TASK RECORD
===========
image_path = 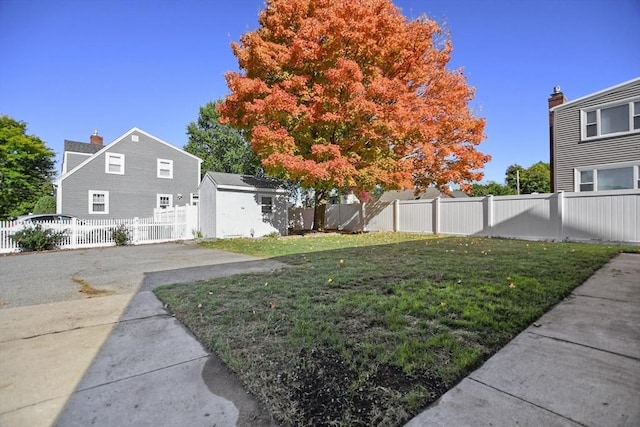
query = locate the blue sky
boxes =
[1,0,638,184]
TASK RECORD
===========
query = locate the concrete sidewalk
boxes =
[0,243,284,427]
[406,253,640,427]
[54,290,277,427]
[0,295,132,426]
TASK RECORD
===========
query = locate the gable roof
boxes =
[202,171,287,193]
[56,127,202,183]
[64,140,103,155]
[550,77,640,112]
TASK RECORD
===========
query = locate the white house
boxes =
[198,172,289,239]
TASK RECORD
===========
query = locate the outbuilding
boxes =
[198,172,289,239]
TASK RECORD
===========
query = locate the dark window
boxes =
[261,196,273,214]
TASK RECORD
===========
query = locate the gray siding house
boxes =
[548,78,640,192]
[56,128,202,219]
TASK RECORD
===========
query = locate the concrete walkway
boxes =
[0,243,284,427]
[406,253,640,427]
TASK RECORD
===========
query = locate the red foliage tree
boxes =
[220,0,490,229]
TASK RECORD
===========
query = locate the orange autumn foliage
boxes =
[219,0,490,195]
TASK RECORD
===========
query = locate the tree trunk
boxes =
[312,190,328,231]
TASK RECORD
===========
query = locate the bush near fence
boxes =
[0,204,199,253]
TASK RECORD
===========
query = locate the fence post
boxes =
[556,191,564,240]
[70,217,78,248]
[432,197,440,235]
[133,217,139,244]
[485,195,494,236]
[393,199,400,232]
[174,208,179,239]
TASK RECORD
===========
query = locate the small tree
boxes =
[185,100,261,177]
[0,116,56,219]
[506,162,550,194]
[469,182,515,197]
[32,195,56,214]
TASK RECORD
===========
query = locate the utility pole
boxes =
[516,170,520,195]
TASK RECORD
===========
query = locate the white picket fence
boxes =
[289,190,640,244]
[0,205,199,254]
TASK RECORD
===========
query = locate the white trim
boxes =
[88,190,109,214]
[574,162,640,192]
[105,152,125,175]
[217,184,287,193]
[157,159,173,179]
[580,97,640,141]
[550,77,640,112]
[56,184,62,214]
[157,193,173,209]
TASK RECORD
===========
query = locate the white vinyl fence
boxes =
[1,205,199,254]
[289,190,640,244]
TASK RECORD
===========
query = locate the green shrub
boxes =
[32,196,57,214]
[111,224,131,246]
[11,224,64,251]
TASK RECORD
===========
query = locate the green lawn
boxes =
[154,233,636,426]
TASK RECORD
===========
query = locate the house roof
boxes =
[550,77,640,112]
[64,140,103,154]
[379,188,448,202]
[203,171,287,192]
[451,190,470,198]
[56,127,202,183]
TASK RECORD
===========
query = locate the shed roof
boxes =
[204,171,285,191]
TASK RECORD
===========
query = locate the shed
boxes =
[199,172,289,239]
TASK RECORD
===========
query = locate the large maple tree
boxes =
[219,0,490,229]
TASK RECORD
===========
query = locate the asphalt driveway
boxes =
[0,242,285,427]
[0,242,282,308]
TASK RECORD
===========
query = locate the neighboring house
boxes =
[548,78,640,192]
[199,172,288,238]
[56,128,202,219]
[379,188,469,202]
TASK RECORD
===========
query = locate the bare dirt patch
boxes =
[72,277,114,298]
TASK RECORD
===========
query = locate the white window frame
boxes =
[260,195,274,214]
[157,194,173,209]
[574,162,640,192]
[190,192,199,206]
[157,159,173,179]
[581,97,640,141]
[88,190,109,214]
[105,153,125,175]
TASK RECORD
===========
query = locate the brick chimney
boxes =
[548,86,566,192]
[90,129,103,146]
